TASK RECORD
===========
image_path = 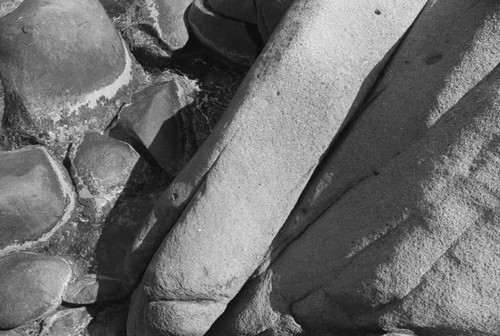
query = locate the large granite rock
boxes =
[208,2,500,335]
[220,59,500,336]
[0,0,138,157]
[127,0,427,335]
[258,0,500,274]
[188,0,262,66]
[110,74,197,174]
[0,252,72,330]
[0,146,75,256]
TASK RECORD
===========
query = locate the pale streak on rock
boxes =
[66,37,134,114]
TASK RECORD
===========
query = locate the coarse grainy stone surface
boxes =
[209,13,500,336]
[189,0,262,66]
[0,252,72,330]
[127,0,427,335]
[0,146,75,256]
[0,0,137,157]
[258,0,500,275]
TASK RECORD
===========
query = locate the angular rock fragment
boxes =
[0,0,139,157]
[206,0,257,23]
[189,0,262,66]
[0,252,72,330]
[127,1,427,335]
[0,146,75,256]
[111,74,197,174]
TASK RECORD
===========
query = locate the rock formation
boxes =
[0,0,499,336]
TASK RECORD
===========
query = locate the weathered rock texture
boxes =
[0,0,137,157]
[0,252,72,330]
[127,0,427,335]
[259,0,500,273]
[0,146,75,256]
[222,58,500,336]
[189,0,262,66]
[207,1,500,335]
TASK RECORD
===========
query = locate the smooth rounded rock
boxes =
[0,0,136,157]
[70,132,141,220]
[0,252,72,330]
[189,0,262,66]
[0,146,75,256]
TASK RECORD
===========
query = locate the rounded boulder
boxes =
[0,252,72,330]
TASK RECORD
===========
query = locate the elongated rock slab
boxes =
[259,0,500,274]
[127,1,427,335]
[249,58,500,336]
[210,3,500,335]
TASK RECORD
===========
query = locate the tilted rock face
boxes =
[0,0,138,157]
[0,146,75,256]
[111,74,197,175]
[188,0,262,66]
[127,0,427,335]
[0,252,72,330]
[208,2,500,335]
